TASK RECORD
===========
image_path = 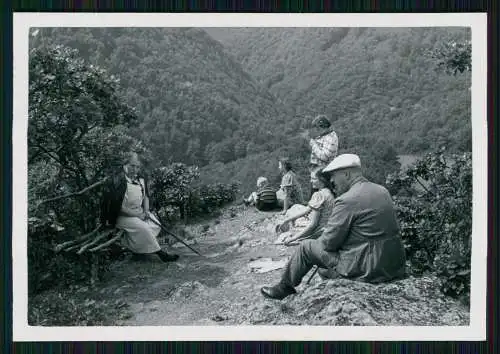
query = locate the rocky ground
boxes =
[30,204,470,326]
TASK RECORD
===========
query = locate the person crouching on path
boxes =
[276,158,305,215]
[275,167,335,245]
[100,151,179,263]
[244,177,278,211]
[307,114,339,171]
[261,154,406,300]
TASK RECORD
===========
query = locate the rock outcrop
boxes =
[201,205,470,326]
[239,275,469,326]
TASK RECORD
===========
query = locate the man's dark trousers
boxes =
[281,239,339,287]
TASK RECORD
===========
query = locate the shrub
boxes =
[188,182,240,216]
[430,40,471,75]
[149,163,200,223]
[150,163,200,208]
[28,44,140,294]
[150,163,239,222]
[387,150,472,303]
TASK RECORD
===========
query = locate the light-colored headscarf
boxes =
[256,176,268,188]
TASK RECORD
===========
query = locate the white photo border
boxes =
[12,12,488,341]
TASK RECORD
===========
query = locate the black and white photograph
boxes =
[12,13,487,341]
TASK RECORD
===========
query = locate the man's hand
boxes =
[276,220,291,234]
[283,234,298,246]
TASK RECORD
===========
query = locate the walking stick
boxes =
[306,266,319,285]
[149,216,204,257]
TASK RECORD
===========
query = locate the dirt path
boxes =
[94,205,302,326]
[42,203,469,327]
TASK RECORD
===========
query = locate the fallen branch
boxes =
[77,228,115,255]
[89,230,124,252]
[37,177,109,208]
[65,243,89,252]
[54,224,102,253]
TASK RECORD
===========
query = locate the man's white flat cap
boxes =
[323,154,361,173]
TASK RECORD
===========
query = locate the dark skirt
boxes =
[256,200,278,211]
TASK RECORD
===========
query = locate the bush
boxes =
[150,163,200,208]
[188,182,240,216]
[150,163,239,222]
[149,163,200,223]
[28,44,140,294]
[387,150,472,303]
[430,40,471,75]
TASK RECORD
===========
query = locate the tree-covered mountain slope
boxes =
[30,27,470,195]
[32,27,293,168]
[205,27,472,153]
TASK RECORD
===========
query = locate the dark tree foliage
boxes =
[387,151,472,303]
[431,40,472,75]
[28,42,144,294]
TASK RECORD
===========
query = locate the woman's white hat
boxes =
[322,154,361,173]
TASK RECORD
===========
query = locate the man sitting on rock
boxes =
[261,153,407,300]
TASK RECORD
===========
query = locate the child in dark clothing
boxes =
[243,177,278,211]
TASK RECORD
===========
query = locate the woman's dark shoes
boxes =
[131,253,148,261]
[260,283,296,300]
[157,250,180,263]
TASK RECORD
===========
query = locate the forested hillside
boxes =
[205,27,472,153]
[31,28,292,169]
[30,27,471,195]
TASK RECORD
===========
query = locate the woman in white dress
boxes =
[101,152,179,262]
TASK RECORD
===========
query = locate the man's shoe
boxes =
[157,251,179,263]
[260,284,296,300]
